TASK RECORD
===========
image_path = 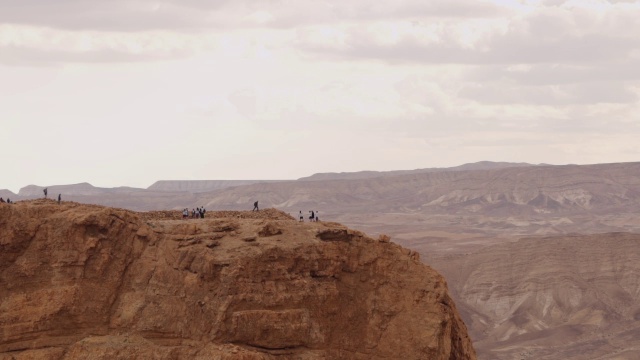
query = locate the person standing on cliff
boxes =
[299,211,304,222]
[253,201,259,211]
[43,188,48,198]
[58,194,61,204]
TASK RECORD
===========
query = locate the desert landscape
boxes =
[3,161,640,359]
[4,0,639,358]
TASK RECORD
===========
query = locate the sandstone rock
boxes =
[378,234,391,243]
[258,222,283,237]
[0,200,476,360]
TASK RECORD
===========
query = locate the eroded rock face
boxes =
[0,200,476,360]
[429,232,640,360]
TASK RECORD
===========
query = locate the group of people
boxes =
[0,197,13,204]
[183,207,207,219]
[299,210,319,222]
[42,188,62,203]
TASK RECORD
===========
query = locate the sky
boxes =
[1,0,639,192]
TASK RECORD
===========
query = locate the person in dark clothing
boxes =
[58,194,61,204]
[7,198,11,204]
[201,207,206,218]
[253,201,259,211]
[43,188,48,198]
[0,197,4,203]
[309,210,315,221]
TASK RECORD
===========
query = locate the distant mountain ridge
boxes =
[7,161,640,222]
[298,161,538,181]
[0,190,16,200]
[7,161,541,198]
[147,180,285,193]
[18,183,146,197]
[197,162,640,215]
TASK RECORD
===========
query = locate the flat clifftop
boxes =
[0,200,476,360]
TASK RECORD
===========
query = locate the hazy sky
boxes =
[1,0,639,192]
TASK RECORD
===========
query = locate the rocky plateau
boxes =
[0,200,475,360]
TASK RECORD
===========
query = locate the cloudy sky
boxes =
[1,0,639,192]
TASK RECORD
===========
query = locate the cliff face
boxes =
[0,200,475,360]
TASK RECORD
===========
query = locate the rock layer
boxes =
[0,200,475,360]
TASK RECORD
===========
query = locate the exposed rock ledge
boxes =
[0,200,476,360]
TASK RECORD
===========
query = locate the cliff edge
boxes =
[0,200,476,360]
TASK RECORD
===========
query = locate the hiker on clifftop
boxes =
[43,188,48,198]
[0,197,4,203]
[309,210,315,221]
[57,194,61,204]
[253,201,259,211]
[299,211,304,222]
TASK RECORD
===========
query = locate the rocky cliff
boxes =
[0,200,476,360]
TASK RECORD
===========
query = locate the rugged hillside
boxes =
[198,162,640,216]
[429,233,640,360]
[0,200,475,360]
[192,162,640,239]
[11,162,640,233]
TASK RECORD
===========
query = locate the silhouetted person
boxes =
[0,197,4,203]
[309,210,315,221]
[315,211,319,222]
[253,201,259,211]
[43,188,48,198]
[7,198,11,204]
[58,194,61,204]
[299,211,303,222]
